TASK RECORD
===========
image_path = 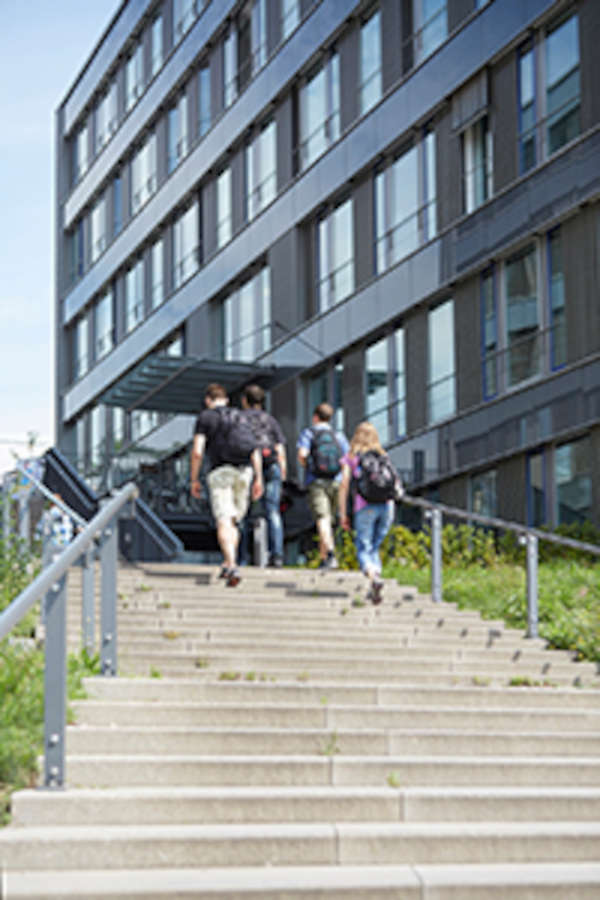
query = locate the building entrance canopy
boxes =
[99,353,300,414]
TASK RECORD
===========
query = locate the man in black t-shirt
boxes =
[190,383,263,586]
[239,384,287,567]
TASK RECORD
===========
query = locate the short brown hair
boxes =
[205,383,228,401]
[313,402,334,422]
[243,384,265,408]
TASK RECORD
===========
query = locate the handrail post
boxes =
[431,507,443,603]
[43,574,67,789]
[80,547,96,654]
[526,532,539,639]
[99,517,118,676]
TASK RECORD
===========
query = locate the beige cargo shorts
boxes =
[207,464,253,523]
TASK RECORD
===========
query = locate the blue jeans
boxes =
[239,462,283,564]
[354,503,393,576]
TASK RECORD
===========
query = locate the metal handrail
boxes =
[0,482,138,788]
[400,492,600,641]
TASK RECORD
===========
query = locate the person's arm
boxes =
[190,433,206,498]
[275,442,287,481]
[250,448,264,500]
[338,463,352,531]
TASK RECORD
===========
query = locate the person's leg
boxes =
[371,503,394,574]
[308,482,333,562]
[354,506,377,577]
[216,516,238,570]
[208,467,241,580]
[264,464,283,563]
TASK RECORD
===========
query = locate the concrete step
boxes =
[63,754,600,789]
[70,699,600,733]
[2,821,600,871]
[5,863,600,899]
[12,786,600,827]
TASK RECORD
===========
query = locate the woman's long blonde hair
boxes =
[349,421,384,456]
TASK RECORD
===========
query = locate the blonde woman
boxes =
[338,422,398,604]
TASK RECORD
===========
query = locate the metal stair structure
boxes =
[2,563,600,898]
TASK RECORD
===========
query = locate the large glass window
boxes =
[394,328,406,438]
[360,8,382,116]
[548,228,566,370]
[217,168,232,249]
[126,40,144,112]
[555,437,592,525]
[198,65,211,138]
[95,288,114,361]
[366,337,391,446]
[90,406,106,472]
[113,173,123,237]
[428,299,456,424]
[518,41,536,173]
[317,198,354,312]
[505,244,539,387]
[469,469,497,517]
[461,115,493,214]
[151,238,164,310]
[91,195,107,263]
[151,14,163,77]
[131,132,157,214]
[481,268,497,400]
[173,202,199,289]
[299,52,340,171]
[73,122,89,184]
[224,27,238,108]
[224,267,271,361]
[246,120,276,221]
[415,0,447,63]
[173,0,195,42]
[96,79,118,152]
[545,13,580,156]
[74,315,88,380]
[125,258,145,334]
[168,92,188,174]
[76,417,86,474]
[69,220,84,284]
[281,0,299,40]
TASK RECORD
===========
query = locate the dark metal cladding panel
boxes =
[381,0,403,93]
[447,0,474,34]
[269,228,305,338]
[579,0,600,134]
[339,19,359,134]
[114,271,126,345]
[202,179,217,261]
[353,175,374,291]
[276,91,294,192]
[454,276,481,413]
[490,50,517,194]
[231,146,246,235]
[405,306,428,435]
[271,379,297,474]
[266,0,282,57]
[496,454,526,523]
[342,345,365,438]
[562,207,596,364]
[210,40,224,121]
[436,106,461,232]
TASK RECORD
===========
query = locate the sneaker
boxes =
[218,566,228,579]
[371,578,384,606]
[325,552,338,570]
[270,555,284,568]
[226,568,241,587]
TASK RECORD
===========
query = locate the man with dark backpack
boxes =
[297,403,349,570]
[239,384,287,567]
[190,383,263,586]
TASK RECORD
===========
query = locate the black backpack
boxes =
[309,427,342,478]
[245,410,277,468]
[355,450,399,503]
[213,407,257,466]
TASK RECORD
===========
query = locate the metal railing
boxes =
[401,493,600,640]
[0,482,138,789]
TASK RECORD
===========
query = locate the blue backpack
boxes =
[309,427,342,478]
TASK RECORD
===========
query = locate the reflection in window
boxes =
[217,168,232,249]
[168,93,188,173]
[90,406,106,471]
[125,259,145,334]
[549,228,566,369]
[308,370,328,416]
[113,408,126,451]
[96,79,118,152]
[527,450,546,526]
[415,0,447,63]
[395,328,406,438]
[151,238,164,310]
[555,437,591,525]
[69,220,85,285]
[461,115,493,213]
[126,41,144,112]
[428,299,455,424]
[113,173,123,237]
[360,9,382,116]
[299,52,340,171]
[545,13,580,156]
[151,14,163,77]
[505,244,539,387]
[95,288,114,361]
[518,41,536,173]
[481,268,497,399]
[224,27,238,108]
[91,195,107,263]
[131,409,159,443]
[470,469,497,517]
[246,120,276,221]
[131,132,157,214]
[73,122,89,184]
[76,417,86,474]
[224,267,271,361]
[198,65,211,138]
[173,203,199,289]
[317,198,354,313]
[173,0,195,41]
[74,315,88,380]
[281,0,299,40]
[366,337,390,446]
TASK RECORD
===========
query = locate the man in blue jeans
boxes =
[239,384,287,567]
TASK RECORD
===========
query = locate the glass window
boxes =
[317,198,354,312]
[173,0,195,41]
[360,9,382,116]
[505,244,539,387]
[168,92,188,173]
[76,417,86,473]
[173,202,199,289]
[91,195,107,263]
[251,0,267,74]
[375,146,419,273]
[90,406,106,471]
[518,41,536,173]
[246,120,276,221]
[281,0,299,40]
[198,65,211,138]
[299,52,340,171]
[95,288,114,361]
[125,258,145,333]
[74,315,88,380]
[470,469,497,517]
[69,220,85,284]
[126,40,144,112]
[131,132,157,214]
[151,238,164,310]
[545,13,580,155]
[113,173,123,237]
[151,14,163,77]
[224,27,238,108]
[394,327,406,438]
[224,267,271,361]
[333,363,344,433]
[527,450,546,526]
[461,115,492,214]
[428,299,456,424]
[96,79,118,152]
[548,228,566,370]
[73,122,89,184]
[481,268,497,399]
[423,126,437,241]
[131,410,159,443]
[366,336,390,445]
[217,168,232,249]
[555,437,592,525]
[415,0,447,63]
[113,408,126,451]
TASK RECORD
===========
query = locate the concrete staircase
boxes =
[2,563,600,898]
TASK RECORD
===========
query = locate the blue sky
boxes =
[0,0,118,473]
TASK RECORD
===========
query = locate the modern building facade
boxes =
[55,0,600,551]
